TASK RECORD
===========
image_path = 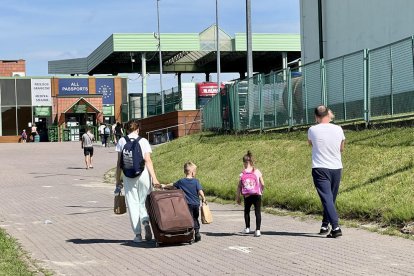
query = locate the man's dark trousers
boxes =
[312,168,342,229]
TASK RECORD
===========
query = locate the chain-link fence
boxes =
[203,35,414,132]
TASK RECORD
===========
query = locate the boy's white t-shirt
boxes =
[115,133,152,157]
[308,123,345,169]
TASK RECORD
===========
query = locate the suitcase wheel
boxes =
[189,240,193,245]
[155,242,160,248]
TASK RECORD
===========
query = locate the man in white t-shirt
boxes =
[308,105,345,238]
[98,123,106,146]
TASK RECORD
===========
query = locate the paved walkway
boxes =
[0,142,413,276]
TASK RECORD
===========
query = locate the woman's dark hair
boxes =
[242,150,255,167]
[126,119,140,134]
[314,105,329,118]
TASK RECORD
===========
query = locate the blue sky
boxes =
[0,0,300,92]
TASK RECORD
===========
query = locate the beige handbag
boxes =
[201,202,213,224]
[114,191,127,215]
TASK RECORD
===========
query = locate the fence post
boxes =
[287,67,293,129]
[273,73,277,128]
[363,49,370,126]
[342,56,347,120]
[389,46,394,116]
[234,83,240,131]
[320,58,327,106]
[258,74,264,131]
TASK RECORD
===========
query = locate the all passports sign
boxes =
[31,79,52,106]
[59,79,89,95]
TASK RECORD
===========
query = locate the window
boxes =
[16,79,31,105]
[2,107,17,135]
[0,79,16,106]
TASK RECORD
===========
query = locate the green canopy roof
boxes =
[48,25,300,75]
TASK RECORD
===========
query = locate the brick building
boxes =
[0,76,127,142]
[0,60,26,77]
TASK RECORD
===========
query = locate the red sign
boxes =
[196,82,224,97]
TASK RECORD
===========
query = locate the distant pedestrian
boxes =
[81,127,95,169]
[21,129,27,143]
[162,162,206,242]
[115,119,160,243]
[236,150,265,237]
[103,125,111,147]
[30,123,38,142]
[308,105,345,238]
[114,122,123,144]
[98,123,105,146]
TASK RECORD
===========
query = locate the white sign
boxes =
[31,79,52,106]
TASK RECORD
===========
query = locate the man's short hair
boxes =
[314,105,329,118]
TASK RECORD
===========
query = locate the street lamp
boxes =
[216,0,221,91]
[156,0,164,114]
[246,0,253,79]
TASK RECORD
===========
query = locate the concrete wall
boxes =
[300,0,414,64]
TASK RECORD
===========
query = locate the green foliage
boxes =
[153,128,414,225]
[0,228,34,275]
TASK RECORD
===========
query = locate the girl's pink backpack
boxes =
[240,170,262,195]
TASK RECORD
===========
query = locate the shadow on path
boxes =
[260,231,324,238]
[203,231,323,238]
[66,238,156,249]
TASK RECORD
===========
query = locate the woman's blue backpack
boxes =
[121,136,145,178]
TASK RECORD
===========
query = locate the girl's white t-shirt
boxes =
[115,133,152,157]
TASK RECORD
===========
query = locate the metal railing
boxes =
[203,35,414,132]
[146,119,202,144]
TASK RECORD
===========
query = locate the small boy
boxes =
[162,162,206,242]
[21,129,27,143]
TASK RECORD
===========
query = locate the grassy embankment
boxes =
[152,127,414,229]
[0,228,41,275]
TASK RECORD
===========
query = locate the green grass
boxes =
[152,127,414,226]
[0,228,37,275]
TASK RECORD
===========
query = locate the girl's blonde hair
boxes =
[184,162,197,175]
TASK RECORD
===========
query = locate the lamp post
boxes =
[246,0,253,79]
[156,0,164,114]
[216,0,221,92]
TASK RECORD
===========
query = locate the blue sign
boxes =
[96,78,115,105]
[59,79,89,95]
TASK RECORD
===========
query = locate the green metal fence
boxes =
[203,35,414,132]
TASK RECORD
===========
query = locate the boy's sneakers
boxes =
[195,232,201,242]
[133,234,142,243]
[243,228,250,234]
[144,223,152,241]
[319,226,330,235]
[254,230,261,237]
[327,227,342,238]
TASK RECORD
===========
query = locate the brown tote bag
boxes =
[201,202,213,224]
[114,191,127,215]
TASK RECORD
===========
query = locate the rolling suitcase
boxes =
[145,190,194,247]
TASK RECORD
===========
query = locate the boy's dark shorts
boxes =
[83,147,94,156]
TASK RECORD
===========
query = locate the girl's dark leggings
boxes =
[244,195,262,230]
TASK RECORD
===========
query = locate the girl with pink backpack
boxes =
[236,150,265,237]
